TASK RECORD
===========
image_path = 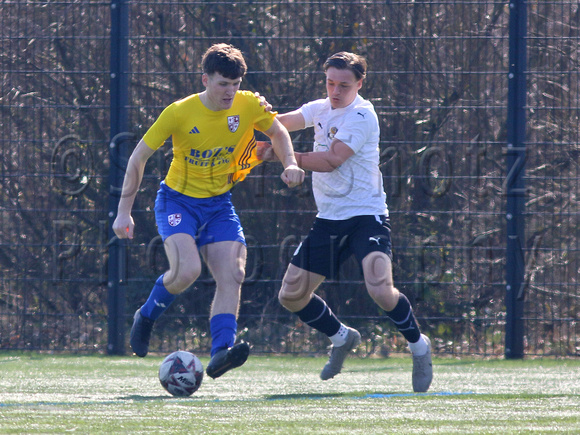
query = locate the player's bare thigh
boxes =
[361,251,399,311]
[201,240,247,288]
[279,264,325,312]
[163,232,202,294]
[201,240,247,316]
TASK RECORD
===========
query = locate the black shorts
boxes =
[290,215,393,279]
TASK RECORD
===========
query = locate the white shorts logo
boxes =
[168,213,182,227]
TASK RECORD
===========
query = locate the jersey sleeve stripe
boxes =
[238,137,257,170]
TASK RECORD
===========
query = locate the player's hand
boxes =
[254,92,273,112]
[256,141,278,162]
[112,213,135,239]
[281,164,305,188]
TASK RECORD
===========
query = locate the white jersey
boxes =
[299,95,388,220]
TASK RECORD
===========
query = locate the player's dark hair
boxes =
[202,43,247,79]
[323,52,367,81]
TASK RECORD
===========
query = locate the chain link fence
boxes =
[1,1,578,357]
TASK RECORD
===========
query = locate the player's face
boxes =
[202,73,242,111]
[325,67,363,109]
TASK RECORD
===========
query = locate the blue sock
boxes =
[210,313,237,357]
[139,275,176,321]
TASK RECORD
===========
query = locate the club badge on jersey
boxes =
[327,126,338,140]
[228,115,240,133]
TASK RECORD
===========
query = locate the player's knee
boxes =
[231,263,245,286]
[225,243,247,286]
[362,251,391,287]
[366,283,396,301]
[278,285,292,309]
[278,280,308,311]
[165,264,201,292]
[366,281,396,306]
[278,265,320,311]
[362,251,398,310]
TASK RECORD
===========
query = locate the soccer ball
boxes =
[159,351,204,397]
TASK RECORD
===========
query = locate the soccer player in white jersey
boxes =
[258,52,433,392]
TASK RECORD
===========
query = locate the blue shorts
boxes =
[154,183,245,247]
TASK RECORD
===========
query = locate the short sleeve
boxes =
[298,99,326,128]
[334,108,376,153]
[142,104,176,150]
[241,92,276,132]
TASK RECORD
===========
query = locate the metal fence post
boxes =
[107,0,129,355]
[505,0,527,359]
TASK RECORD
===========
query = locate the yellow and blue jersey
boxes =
[143,90,275,198]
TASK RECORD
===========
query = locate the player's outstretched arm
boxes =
[295,139,354,173]
[277,110,306,133]
[263,118,304,188]
[112,139,156,239]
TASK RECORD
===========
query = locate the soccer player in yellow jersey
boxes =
[112,44,304,378]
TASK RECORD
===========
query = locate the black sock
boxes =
[386,293,421,343]
[295,294,341,337]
